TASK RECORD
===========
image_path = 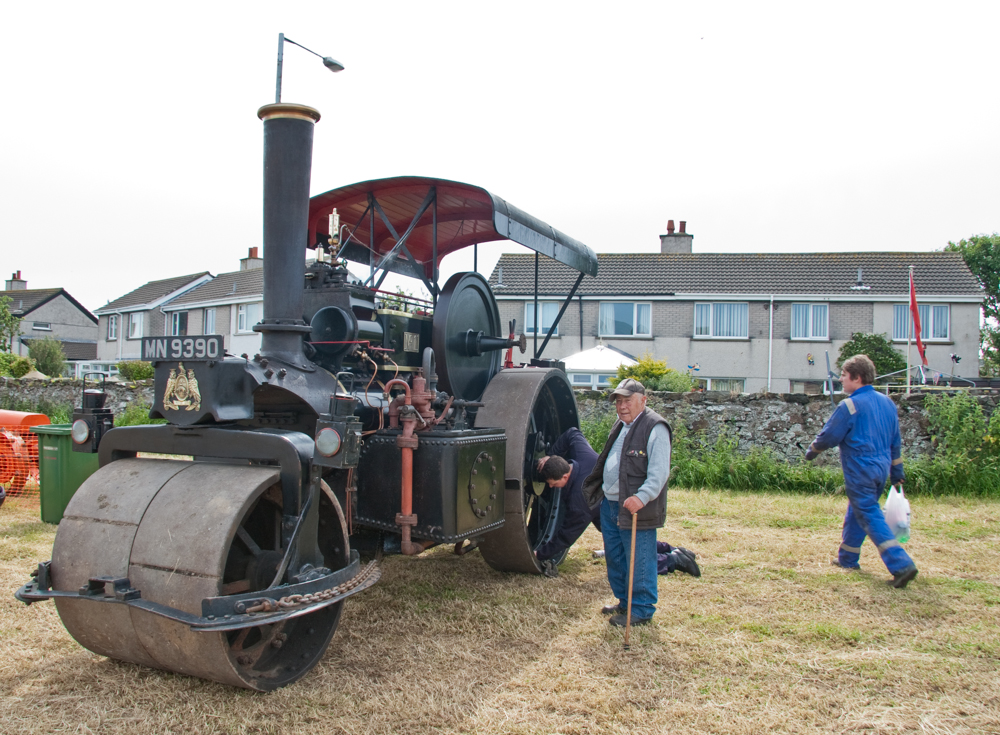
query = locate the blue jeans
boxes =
[601,497,658,619]
[839,482,915,575]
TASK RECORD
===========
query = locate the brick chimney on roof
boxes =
[659,221,692,254]
[240,247,263,271]
[4,270,27,290]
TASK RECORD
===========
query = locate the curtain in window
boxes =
[694,304,711,336]
[636,304,650,335]
[811,304,828,338]
[932,305,949,339]
[713,303,748,338]
[892,304,909,340]
[599,303,614,335]
[791,304,809,338]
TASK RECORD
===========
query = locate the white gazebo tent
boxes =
[562,344,638,390]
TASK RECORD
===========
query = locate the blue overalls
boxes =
[812,385,915,574]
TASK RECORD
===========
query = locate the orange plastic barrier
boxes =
[0,411,51,505]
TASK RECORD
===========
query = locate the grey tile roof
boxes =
[166,269,263,307]
[0,288,97,322]
[487,252,982,297]
[97,272,211,312]
[20,337,97,360]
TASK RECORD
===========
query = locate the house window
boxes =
[107,315,117,340]
[128,313,143,339]
[237,303,263,334]
[204,308,216,335]
[695,377,746,392]
[599,302,651,337]
[525,302,559,336]
[570,373,593,387]
[596,374,615,388]
[169,311,188,337]
[791,304,829,340]
[790,379,841,395]
[32,321,51,331]
[694,302,749,338]
[892,304,950,341]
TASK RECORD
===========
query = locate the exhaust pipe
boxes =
[256,103,321,369]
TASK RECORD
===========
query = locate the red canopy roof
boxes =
[308,176,597,281]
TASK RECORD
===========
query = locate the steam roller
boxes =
[16,90,598,690]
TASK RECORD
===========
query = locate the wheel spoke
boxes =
[236,526,262,556]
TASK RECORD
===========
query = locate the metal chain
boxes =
[245,559,379,615]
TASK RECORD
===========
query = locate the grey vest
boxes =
[582,407,670,530]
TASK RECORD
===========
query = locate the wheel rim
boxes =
[475,369,579,573]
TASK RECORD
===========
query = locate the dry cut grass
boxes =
[2,489,999,735]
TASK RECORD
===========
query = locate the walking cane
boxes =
[624,510,638,651]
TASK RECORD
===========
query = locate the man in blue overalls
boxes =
[806,354,918,589]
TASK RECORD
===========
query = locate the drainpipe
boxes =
[578,294,584,352]
[767,295,774,392]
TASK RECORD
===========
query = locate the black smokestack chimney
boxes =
[255,103,321,367]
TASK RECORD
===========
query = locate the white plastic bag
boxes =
[884,485,911,543]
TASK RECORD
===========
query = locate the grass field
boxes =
[2,489,999,734]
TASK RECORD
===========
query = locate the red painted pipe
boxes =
[385,379,421,555]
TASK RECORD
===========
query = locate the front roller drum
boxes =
[50,459,350,691]
[476,368,579,573]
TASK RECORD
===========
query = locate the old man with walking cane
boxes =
[583,378,672,629]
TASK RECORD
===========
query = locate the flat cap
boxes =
[609,378,646,399]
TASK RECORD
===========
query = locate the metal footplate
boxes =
[15,551,380,632]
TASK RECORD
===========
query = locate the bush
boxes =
[837,333,906,380]
[608,352,694,393]
[0,353,35,378]
[117,361,155,381]
[28,337,66,377]
[115,402,166,427]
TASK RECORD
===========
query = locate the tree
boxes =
[28,337,66,377]
[0,295,21,353]
[836,332,906,379]
[945,233,1000,376]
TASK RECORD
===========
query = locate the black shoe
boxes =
[609,613,652,628]
[670,549,701,577]
[888,566,918,589]
[540,559,559,578]
[601,603,625,615]
[677,546,698,560]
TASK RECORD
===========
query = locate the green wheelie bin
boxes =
[30,424,100,524]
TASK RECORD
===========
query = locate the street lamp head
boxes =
[322,57,345,73]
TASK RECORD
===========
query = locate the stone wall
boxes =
[0,377,154,418]
[575,389,1000,462]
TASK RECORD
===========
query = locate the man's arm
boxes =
[806,401,852,459]
[890,417,905,484]
[623,423,670,512]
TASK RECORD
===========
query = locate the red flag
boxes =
[909,269,928,366]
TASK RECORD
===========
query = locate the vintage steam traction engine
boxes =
[16,101,598,690]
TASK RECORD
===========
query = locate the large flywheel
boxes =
[50,459,350,691]
[475,368,579,573]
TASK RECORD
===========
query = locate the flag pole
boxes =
[907,266,913,396]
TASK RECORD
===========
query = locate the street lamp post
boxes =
[275,32,344,103]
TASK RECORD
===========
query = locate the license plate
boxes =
[142,336,224,361]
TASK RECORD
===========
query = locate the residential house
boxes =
[160,248,264,356]
[2,271,98,373]
[488,224,982,393]
[94,271,213,364]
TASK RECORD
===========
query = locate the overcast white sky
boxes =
[2,2,997,312]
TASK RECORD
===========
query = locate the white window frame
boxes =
[204,307,216,335]
[569,373,594,388]
[168,311,188,337]
[892,303,950,342]
[525,301,560,336]
[598,302,652,337]
[790,303,829,340]
[237,302,263,334]
[107,315,117,340]
[128,312,143,340]
[32,321,51,331]
[694,302,749,339]
[695,377,746,392]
